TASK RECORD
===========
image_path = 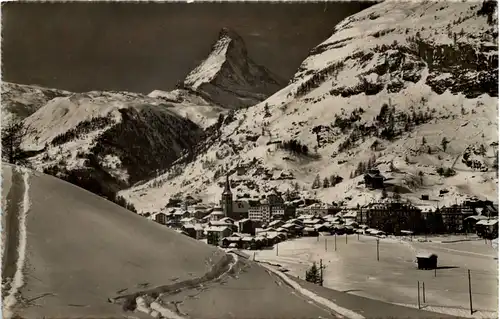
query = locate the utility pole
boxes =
[468,269,473,315]
[325,237,327,252]
[319,259,324,286]
[376,238,380,261]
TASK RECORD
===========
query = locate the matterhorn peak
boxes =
[183,27,284,109]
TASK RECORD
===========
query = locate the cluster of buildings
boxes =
[357,199,498,238]
[144,175,498,246]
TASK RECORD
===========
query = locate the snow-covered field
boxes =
[254,235,498,318]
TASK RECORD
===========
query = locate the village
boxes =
[143,174,499,250]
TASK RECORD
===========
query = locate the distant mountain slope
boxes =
[15,88,213,201]
[148,88,227,128]
[1,82,71,124]
[181,27,286,109]
[121,1,498,213]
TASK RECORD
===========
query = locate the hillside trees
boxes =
[436,166,456,177]
[2,121,27,165]
[279,139,309,156]
[312,174,321,189]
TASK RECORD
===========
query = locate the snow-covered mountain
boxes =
[121,1,499,213]
[1,82,72,124]
[181,27,285,109]
[11,86,226,201]
[148,88,226,128]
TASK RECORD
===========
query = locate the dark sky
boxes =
[2,2,373,94]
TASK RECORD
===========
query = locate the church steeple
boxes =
[221,173,233,218]
[223,173,232,195]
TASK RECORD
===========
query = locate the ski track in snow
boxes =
[3,167,30,319]
[134,252,240,319]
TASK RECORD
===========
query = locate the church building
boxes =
[219,174,248,220]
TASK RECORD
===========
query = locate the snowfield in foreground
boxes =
[254,235,498,318]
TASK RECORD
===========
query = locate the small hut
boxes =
[416,252,438,270]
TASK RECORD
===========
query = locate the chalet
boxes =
[302,227,319,237]
[151,212,168,225]
[206,226,233,246]
[237,218,256,235]
[334,225,346,235]
[416,252,438,270]
[191,204,211,219]
[172,210,190,221]
[175,229,190,236]
[241,237,258,249]
[345,220,359,228]
[364,168,384,189]
[282,222,303,237]
[182,224,195,238]
[464,215,489,233]
[209,220,237,232]
[268,220,285,228]
[314,224,330,233]
[220,217,235,224]
[221,236,243,248]
[342,210,358,220]
[208,207,225,222]
[182,224,205,240]
[288,218,304,226]
[475,219,498,239]
[297,203,337,217]
[180,217,196,226]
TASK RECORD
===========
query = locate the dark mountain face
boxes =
[182,28,286,109]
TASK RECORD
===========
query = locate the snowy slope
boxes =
[121,1,498,213]
[1,82,71,125]
[16,88,212,200]
[148,88,227,128]
[181,27,285,109]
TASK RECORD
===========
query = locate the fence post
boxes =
[325,237,327,252]
[253,252,256,261]
[468,269,473,315]
[434,267,436,277]
[335,234,337,251]
[422,282,426,303]
[345,233,348,244]
[276,243,279,256]
[417,281,420,309]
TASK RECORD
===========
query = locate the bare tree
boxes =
[2,122,26,165]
